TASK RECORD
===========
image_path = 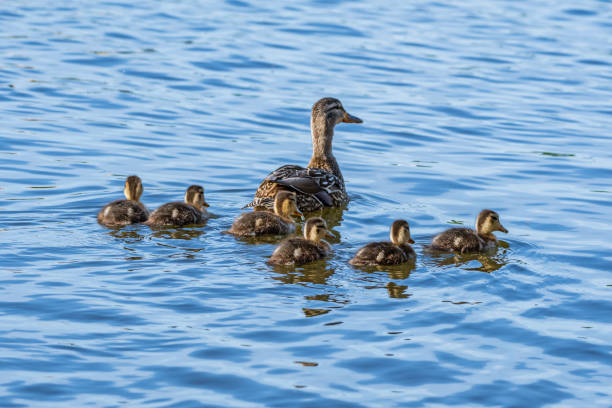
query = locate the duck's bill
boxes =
[343,112,362,123]
[498,225,508,233]
[409,238,415,244]
[325,230,336,239]
[293,209,303,217]
[203,201,210,208]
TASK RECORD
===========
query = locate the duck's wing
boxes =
[350,242,407,266]
[246,165,342,210]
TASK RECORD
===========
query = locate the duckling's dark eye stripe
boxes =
[324,104,340,112]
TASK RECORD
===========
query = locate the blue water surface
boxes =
[1,0,611,406]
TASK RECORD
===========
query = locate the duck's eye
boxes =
[491,216,498,221]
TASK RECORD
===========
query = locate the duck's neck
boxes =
[477,231,497,242]
[307,119,344,185]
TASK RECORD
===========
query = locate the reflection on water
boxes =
[350,261,415,280]
[427,244,510,273]
[271,263,336,285]
[386,282,411,299]
[149,226,206,240]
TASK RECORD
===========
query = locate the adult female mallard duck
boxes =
[349,220,416,266]
[430,209,508,253]
[268,217,334,265]
[146,185,209,227]
[226,191,302,236]
[247,97,362,213]
[97,175,149,226]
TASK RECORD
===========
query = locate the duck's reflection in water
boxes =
[150,226,206,240]
[229,234,288,245]
[427,240,510,273]
[107,226,146,242]
[351,262,415,299]
[271,261,336,285]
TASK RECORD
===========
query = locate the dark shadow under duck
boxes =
[227,191,302,237]
[246,97,362,213]
[97,175,149,227]
[268,217,334,265]
[350,220,416,266]
[430,209,508,253]
[146,185,209,227]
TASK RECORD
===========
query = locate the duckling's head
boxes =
[311,97,362,132]
[304,217,334,242]
[123,175,143,202]
[184,185,209,210]
[390,219,415,246]
[476,209,508,236]
[273,191,302,219]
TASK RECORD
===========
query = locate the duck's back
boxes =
[350,242,414,266]
[252,165,346,212]
[229,211,294,236]
[268,237,328,265]
[431,228,483,253]
[147,202,203,227]
[98,199,148,226]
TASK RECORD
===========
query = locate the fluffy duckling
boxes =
[268,217,334,265]
[247,97,362,212]
[146,185,209,227]
[430,209,508,253]
[97,175,149,226]
[349,220,416,266]
[227,191,302,236]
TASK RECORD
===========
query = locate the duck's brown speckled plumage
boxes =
[268,217,333,265]
[247,97,362,213]
[431,209,508,253]
[98,175,149,227]
[146,185,209,227]
[350,220,416,266]
[227,191,301,237]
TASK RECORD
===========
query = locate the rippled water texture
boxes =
[1,0,611,406]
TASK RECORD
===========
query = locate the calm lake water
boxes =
[1,0,611,406]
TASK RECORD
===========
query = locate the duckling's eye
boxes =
[491,216,498,221]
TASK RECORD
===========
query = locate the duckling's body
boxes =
[431,209,508,253]
[350,220,416,266]
[227,191,301,236]
[98,176,149,226]
[146,185,209,227]
[247,98,362,213]
[268,217,333,265]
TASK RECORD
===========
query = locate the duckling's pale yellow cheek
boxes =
[293,248,303,258]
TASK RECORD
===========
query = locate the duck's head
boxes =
[184,185,209,210]
[476,209,508,236]
[390,219,415,245]
[304,217,335,242]
[123,175,143,202]
[273,191,302,219]
[311,97,362,135]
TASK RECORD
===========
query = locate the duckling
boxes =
[349,220,416,266]
[268,217,334,265]
[227,191,302,236]
[430,209,508,253]
[146,185,209,227]
[246,97,362,213]
[97,175,149,226]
